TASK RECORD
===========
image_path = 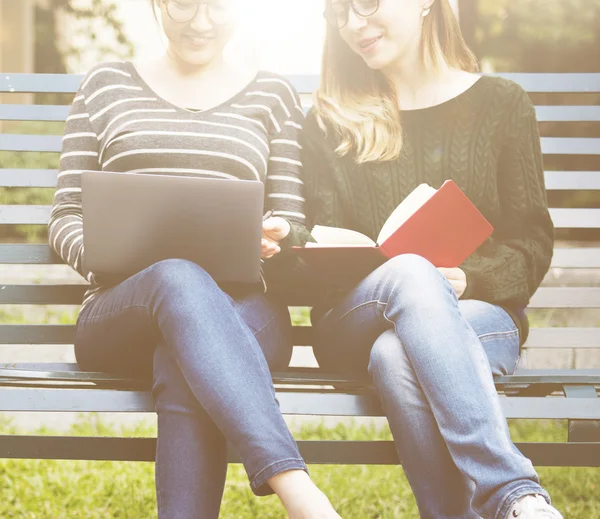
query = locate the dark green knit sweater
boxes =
[298,76,555,344]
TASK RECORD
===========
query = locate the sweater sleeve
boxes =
[264,80,312,250]
[48,74,99,282]
[460,88,554,307]
[261,78,312,288]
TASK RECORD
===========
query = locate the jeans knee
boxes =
[368,330,413,383]
[373,255,450,312]
[146,259,218,298]
[377,254,441,290]
[385,254,436,276]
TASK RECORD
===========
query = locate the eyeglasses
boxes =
[323,0,380,30]
[164,0,234,25]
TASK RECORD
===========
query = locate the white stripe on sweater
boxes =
[246,92,291,118]
[124,168,239,180]
[81,66,131,91]
[270,157,302,167]
[256,78,302,112]
[272,210,306,219]
[90,98,158,122]
[268,193,305,202]
[98,109,177,140]
[85,84,144,104]
[61,151,98,160]
[267,175,304,185]
[231,104,280,132]
[213,112,267,132]
[271,139,302,149]
[66,113,90,122]
[63,132,96,141]
[102,130,267,170]
[102,149,261,181]
[102,118,269,155]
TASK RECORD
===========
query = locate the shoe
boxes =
[507,495,564,518]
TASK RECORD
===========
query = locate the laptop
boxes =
[82,171,264,284]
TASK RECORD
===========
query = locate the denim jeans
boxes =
[312,254,550,519]
[74,259,306,519]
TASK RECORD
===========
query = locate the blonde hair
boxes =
[314,0,478,164]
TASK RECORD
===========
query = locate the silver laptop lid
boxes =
[82,171,264,284]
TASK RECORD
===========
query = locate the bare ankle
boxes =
[267,470,340,518]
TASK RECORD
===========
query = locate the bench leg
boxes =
[564,385,600,442]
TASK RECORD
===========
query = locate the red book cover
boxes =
[293,180,493,286]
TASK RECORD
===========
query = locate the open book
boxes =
[294,180,493,285]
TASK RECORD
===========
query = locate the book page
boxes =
[377,183,437,244]
[308,225,376,247]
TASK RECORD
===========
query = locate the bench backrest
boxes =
[1,72,599,362]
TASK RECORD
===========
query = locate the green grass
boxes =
[0,416,598,518]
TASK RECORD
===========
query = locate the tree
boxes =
[464,0,600,72]
[35,0,134,75]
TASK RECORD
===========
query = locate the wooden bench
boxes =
[1,72,599,468]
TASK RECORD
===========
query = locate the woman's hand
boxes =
[261,216,291,259]
[437,267,467,298]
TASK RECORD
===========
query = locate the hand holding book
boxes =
[438,267,468,298]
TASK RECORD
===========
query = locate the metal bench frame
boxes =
[1,72,599,467]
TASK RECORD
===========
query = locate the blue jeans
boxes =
[312,254,550,519]
[74,259,306,519]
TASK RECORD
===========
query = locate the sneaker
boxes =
[507,495,564,518]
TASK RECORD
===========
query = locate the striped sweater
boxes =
[49,61,309,306]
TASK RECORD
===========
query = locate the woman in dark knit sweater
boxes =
[299,1,561,518]
[50,1,340,518]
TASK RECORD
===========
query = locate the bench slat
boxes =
[2,366,599,387]
[0,105,70,122]
[525,328,600,349]
[0,325,76,345]
[3,169,599,190]
[1,363,598,380]
[3,73,600,94]
[1,325,599,349]
[536,106,600,122]
[490,73,600,93]
[2,244,599,268]
[541,137,600,155]
[0,284,86,304]
[0,73,82,94]
[4,133,600,156]
[3,169,598,190]
[0,73,320,96]
[0,134,62,152]
[4,104,599,124]
[0,244,60,264]
[1,387,599,419]
[1,285,598,308]
[0,169,58,187]
[3,206,598,229]
[544,171,600,191]
[549,208,600,229]
[550,247,600,268]
[0,436,597,466]
[529,287,600,308]
[0,205,53,225]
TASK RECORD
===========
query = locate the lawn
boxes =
[0,417,598,518]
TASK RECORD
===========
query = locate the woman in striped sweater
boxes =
[49,1,340,518]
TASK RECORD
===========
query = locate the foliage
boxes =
[35,0,135,75]
[0,416,598,518]
[460,0,600,72]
